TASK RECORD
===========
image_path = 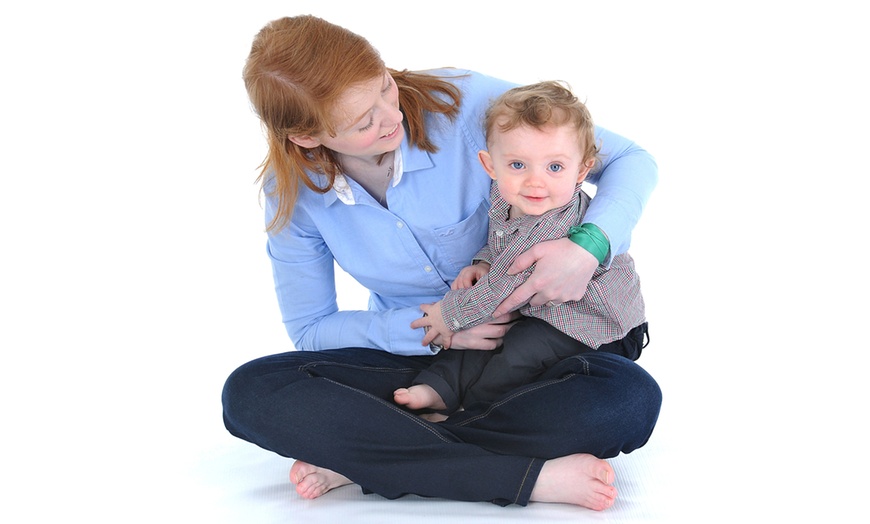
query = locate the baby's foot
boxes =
[289,460,353,499]
[393,384,447,411]
[530,454,617,511]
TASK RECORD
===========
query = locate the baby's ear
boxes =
[577,158,596,183]
[478,150,496,180]
[288,135,321,149]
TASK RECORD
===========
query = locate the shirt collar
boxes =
[324,143,413,206]
[491,183,585,234]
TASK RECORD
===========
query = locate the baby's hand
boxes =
[410,301,454,348]
[451,262,491,290]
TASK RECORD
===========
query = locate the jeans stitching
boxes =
[300,362,420,375]
[454,355,591,427]
[299,361,449,440]
[513,458,536,504]
[324,378,454,444]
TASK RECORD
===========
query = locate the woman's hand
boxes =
[442,312,519,351]
[493,237,597,317]
[411,305,519,351]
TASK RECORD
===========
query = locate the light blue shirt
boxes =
[265,69,658,355]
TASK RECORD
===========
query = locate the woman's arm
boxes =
[582,125,658,259]
[271,225,515,354]
[266,198,435,356]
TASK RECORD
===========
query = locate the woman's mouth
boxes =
[380,124,399,139]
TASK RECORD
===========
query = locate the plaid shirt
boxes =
[439,183,646,349]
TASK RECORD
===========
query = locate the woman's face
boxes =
[311,72,404,160]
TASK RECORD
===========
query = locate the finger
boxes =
[474,323,508,338]
[491,311,521,325]
[505,249,537,276]
[467,323,512,342]
[410,318,431,330]
[489,323,515,339]
[493,282,536,317]
[466,338,502,351]
[525,292,551,308]
[421,330,438,346]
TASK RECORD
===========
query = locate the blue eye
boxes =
[510,161,525,170]
[548,163,564,173]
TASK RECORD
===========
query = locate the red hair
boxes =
[243,16,462,232]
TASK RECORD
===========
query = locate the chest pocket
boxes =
[433,200,490,276]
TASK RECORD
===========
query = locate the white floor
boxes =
[161,326,865,523]
[190,434,671,524]
[3,1,869,522]
[188,347,674,523]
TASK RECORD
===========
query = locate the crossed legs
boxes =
[222,348,660,509]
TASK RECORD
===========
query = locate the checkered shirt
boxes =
[438,183,646,348]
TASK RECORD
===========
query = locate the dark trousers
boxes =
[415,317,649,412]
[222,330,660,506]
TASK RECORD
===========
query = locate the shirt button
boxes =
[452,320,462,329]
[424,266,432,272]
[495,230,504,237]
[396,221,404,228]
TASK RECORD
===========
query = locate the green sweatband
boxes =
[567,223,610,265]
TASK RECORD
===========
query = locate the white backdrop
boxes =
[2,1,867,522]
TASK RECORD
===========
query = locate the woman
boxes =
[223,15,661,511]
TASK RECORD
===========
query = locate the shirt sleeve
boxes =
[266,197,435,356]
[472,244,493,264]
[439,264,531,331]
[581,126,658,262]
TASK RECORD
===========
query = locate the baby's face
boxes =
[480,124,591,218]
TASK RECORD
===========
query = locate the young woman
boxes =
[222,15,661,511]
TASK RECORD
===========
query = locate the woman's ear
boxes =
[288,135,321,149]
[478,150,497,180]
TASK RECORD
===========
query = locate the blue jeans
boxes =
[222,347,661,506]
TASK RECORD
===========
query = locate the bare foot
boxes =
[393,384,447,411]
[529,454,617,511]
[289,460,353,499]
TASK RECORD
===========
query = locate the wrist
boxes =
[567,223,610,265]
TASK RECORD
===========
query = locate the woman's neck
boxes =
[339,151,393,179]
[339,151,395,205]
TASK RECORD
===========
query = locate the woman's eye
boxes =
[548,163,564,173]
[510,161,525,170]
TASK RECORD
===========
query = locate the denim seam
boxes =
[299,362,420,375]
[513,458,536,505]
[327,379,455,444]
[454,356,591,427]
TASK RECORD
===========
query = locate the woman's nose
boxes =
[381,100,403,126]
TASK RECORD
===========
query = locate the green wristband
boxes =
[567,223,609,265]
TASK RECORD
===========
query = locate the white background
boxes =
[2,1,867,521]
